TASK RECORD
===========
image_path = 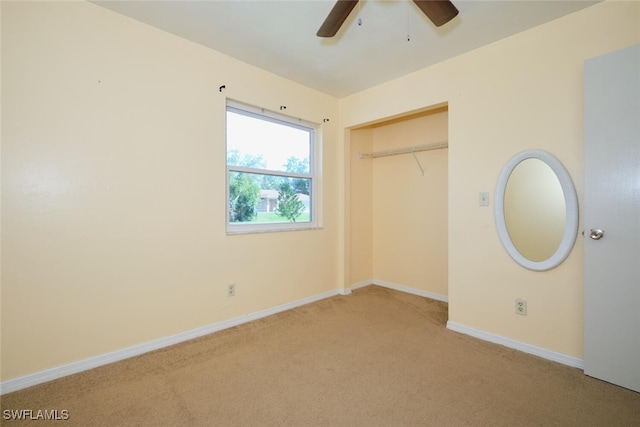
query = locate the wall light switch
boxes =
[479,192,490,206]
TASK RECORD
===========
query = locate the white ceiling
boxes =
[93,0,599,98]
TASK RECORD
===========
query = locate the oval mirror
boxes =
[494,150,579,271]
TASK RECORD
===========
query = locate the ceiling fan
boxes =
[317,0,459,38]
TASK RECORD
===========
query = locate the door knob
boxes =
[589,228,605,240]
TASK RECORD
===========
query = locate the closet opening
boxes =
[348,106,449,309]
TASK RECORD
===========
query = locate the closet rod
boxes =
[358,141,448,159]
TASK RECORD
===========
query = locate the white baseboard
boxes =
[446,321,584,369]
[0,289,342,395]
[351,279,449,303]
[348,280,372,292]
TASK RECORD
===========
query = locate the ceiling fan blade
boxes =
[317,0,359,38]
[413,0,459,27]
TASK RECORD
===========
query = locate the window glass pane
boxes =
[227,110,310,174]
[229,171,311,224]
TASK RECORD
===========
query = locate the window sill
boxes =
[226,224,322,235]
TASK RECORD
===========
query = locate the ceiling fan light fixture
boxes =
[316,0,459,38]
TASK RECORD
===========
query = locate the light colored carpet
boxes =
[2,285,639,426]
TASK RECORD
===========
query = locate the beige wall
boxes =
[340,1,640,358]
[1,1,340,380]
[349,109,448,297]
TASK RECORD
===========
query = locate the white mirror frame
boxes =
[494,149,579,271]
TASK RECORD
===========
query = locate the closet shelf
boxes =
[358,141,448,159]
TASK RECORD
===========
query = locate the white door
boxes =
[583,44,640,393]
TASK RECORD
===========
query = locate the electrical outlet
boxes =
[515,298,527,316]
[227,283,236,297]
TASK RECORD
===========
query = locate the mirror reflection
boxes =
[504,159,566,262]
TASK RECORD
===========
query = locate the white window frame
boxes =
[226,101,320,234]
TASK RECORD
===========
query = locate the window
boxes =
[226,101,318,233]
